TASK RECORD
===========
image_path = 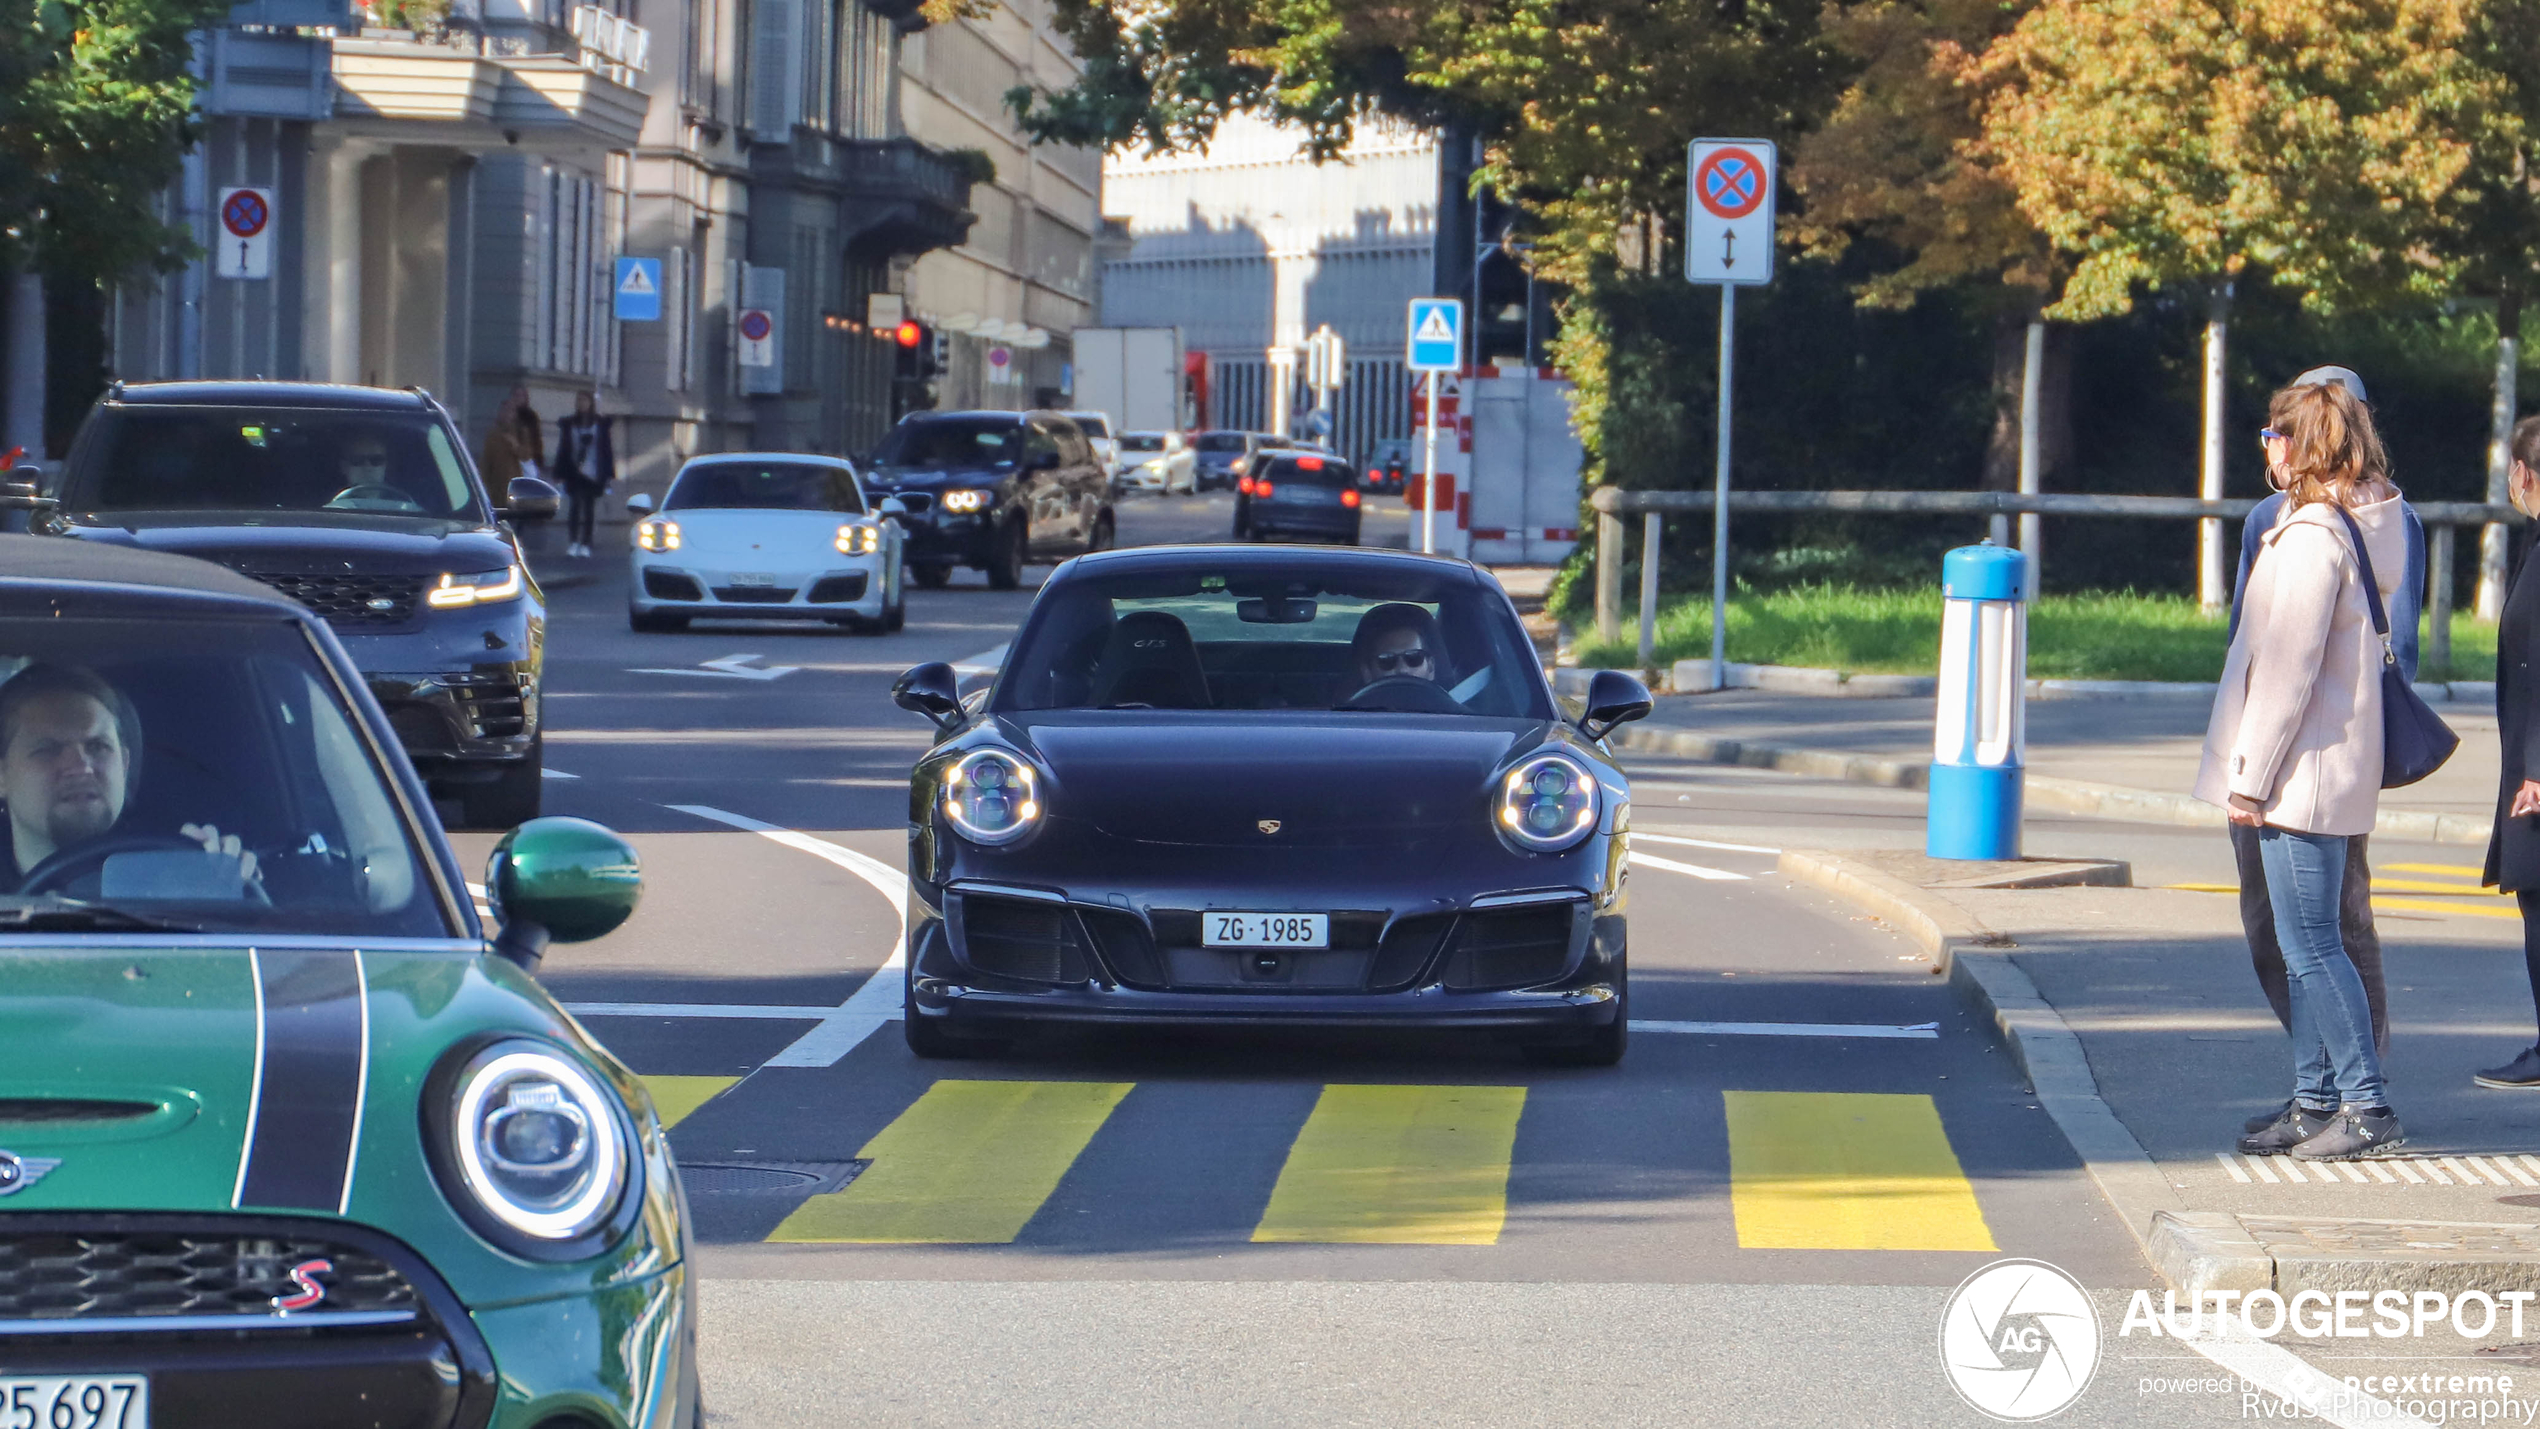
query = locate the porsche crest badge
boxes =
[1257,819,1282,835]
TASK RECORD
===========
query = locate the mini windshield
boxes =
[666,462,866,513]
[68,408,482,520]
[0,618,450,937]
[996,563,1552,718]
[871,419,1023,469]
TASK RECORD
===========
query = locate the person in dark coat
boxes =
[2477,413,2540,1087]
[551,390,615,559]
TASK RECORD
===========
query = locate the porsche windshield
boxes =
[995,565,1553,717]
[0,618,450,937]
[667,462,867,513]
[66,408,483,520]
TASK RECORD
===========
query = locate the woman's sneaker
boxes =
[2288,1108,2406,1161]
[2474,1047,2540,1089]
[2236,1103,2333,1155]
[2244,1099,2300,1135]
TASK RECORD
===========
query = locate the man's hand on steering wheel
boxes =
[181,823,260,883]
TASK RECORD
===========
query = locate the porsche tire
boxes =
[1524,964,1627,1067]
[984,517,1026,591]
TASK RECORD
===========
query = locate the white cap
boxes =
[2293,365,2368,403]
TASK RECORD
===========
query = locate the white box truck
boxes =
[1073,327,1184,436]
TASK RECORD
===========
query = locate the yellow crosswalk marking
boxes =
[2374,897,2521,921]
[770,1080,1132,1243]
[641,1074,740,1131]
[2372,879,2509,897]
[1253,1084,1527,1245]
[2385,863,2486,878]
[1723,1091,1997,1251]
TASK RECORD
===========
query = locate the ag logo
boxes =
[0,1148,61,1197]
[1939,1258,2100,1421]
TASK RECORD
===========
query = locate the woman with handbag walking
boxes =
[2476,416,2540,1089]
[2197,379,2439,1160]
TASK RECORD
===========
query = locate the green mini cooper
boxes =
[0,535,696,1428]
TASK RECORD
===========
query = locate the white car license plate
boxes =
[728,572,777,587]
[1202,912,1329,949]
[2,1375,148,1428]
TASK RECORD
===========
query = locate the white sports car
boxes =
[626,452,905,633]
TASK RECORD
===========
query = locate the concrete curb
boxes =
[1612,724,2490,847]
[1776,847,2540,1296]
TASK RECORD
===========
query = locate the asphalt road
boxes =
[464,493,2270,1427]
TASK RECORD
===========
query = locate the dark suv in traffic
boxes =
[860,410,1114,589]
[33,381,555,828]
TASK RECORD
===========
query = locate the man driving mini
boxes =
[0,663,255,890]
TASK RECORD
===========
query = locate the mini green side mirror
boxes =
[486,817,642,968]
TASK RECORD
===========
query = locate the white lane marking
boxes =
[1632,1019,1939,1039]
[2183,1322,2432,1429]
[1629,831,1782,855]
[566,1002,835,1019]
[631,653,800,681]
[542,768,581,780]
[340,951,370,1216]
[952,643,1007,679]
[2217,1153,2253,1184]
[231,948,267,1209]
[1627,851,1748,882]
[664,804,906,1067]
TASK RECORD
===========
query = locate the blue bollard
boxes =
[1928,543,2030,860]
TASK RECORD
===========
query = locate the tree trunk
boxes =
[2478,288,2522,620]
[1981,310,2024,491]
[2,263,45,462]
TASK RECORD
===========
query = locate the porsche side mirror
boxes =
[1579,669,1654,741]
[485,817,642,971]
[894,661,964,729]
[504,475,561,521]
[625,491,656,516]
[878,496,909,519]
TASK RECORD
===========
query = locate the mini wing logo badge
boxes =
[0,1149,61,1197]
[272,1258,333,1313]
[1258,819,1281,835]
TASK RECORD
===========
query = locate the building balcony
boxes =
[329,7,648,154]
[838,138,978,258]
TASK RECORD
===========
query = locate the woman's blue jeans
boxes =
[2256,826,2388,1108]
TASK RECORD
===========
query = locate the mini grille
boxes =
[234,570,422,627]
[0,1231,417,1322]
[711,586,798,604]
[807,573,868,604]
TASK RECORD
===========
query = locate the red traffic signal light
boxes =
[894,320,925,348]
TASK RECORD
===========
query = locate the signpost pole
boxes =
[1710,285,1734,690]
[1421,369,1440,555]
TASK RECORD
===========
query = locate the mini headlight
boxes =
[440,1041,630,1252]
[635,518,681,552]
[1497,752,1600,852]
[942,489,989,514]
[426,565,525,608]
[835,522,881,555]
[942,748,1042,845]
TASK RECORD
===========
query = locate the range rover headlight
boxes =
[434,1040,632,1257]
[943,748,1042,845]
[635,518,681,552]
[426,565,525,608]
[941,489,990,514]
[1497,752,1600,853]
[836,522,881,555]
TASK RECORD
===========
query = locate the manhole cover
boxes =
[677,1159,866,1195]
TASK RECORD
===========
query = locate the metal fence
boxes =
[1585,486,2529,672]
[1206,354,1413,467]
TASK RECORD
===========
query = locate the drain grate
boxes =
[677,1159,866,1196]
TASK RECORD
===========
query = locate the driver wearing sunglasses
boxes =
[1350,602,1452,691]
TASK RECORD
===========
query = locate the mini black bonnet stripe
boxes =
[235,949,367,1212]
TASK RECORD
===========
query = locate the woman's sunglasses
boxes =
[2258,427,2284,444]
[1371,647,1432,673]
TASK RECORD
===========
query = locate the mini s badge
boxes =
[272,1258,332,1312]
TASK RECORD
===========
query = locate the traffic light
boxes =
[894,320,937,379]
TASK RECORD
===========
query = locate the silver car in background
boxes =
[1117,430,1195,494]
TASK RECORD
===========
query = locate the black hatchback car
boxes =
[32,382,555,829]
[889,545,1653,1065]
[861,411,1114,590]
[1236,450,1363,544]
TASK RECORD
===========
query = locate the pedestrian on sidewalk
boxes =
[551,390,615,559]
[2223,367,2423,1105]
[2475,415,2540,1089]
[2197,378,2412,1160]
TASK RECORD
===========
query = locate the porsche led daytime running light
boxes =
[1497,753,1599,852]
[943,749,1042,845]
[446,1042,628,1243]
[426,565,525,608]
[942,489,989,514]
[835,522,881,555]
[635,518,681,552]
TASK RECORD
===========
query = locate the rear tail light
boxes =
[1341,488,1361,508]
[1256,481,1275,497]
[1238,475,1256,495]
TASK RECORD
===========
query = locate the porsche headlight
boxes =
[1497,753,1600,852]
[635,518,681,552]
[426,565,525,608]
[438,1040,630,1254]
[942,489,990,514]
[836,522,882,555]
[943,749,1041,845]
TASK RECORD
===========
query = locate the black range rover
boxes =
[34,381,554,828]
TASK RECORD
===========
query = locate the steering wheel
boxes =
[1337,675,1464,714]
[16,834,267,903]
[325,483,421,511]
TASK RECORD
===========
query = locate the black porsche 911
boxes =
[889,545,1653,1064]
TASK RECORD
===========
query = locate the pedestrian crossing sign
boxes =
[615,256,663,322]
[1407,298,1463,373]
